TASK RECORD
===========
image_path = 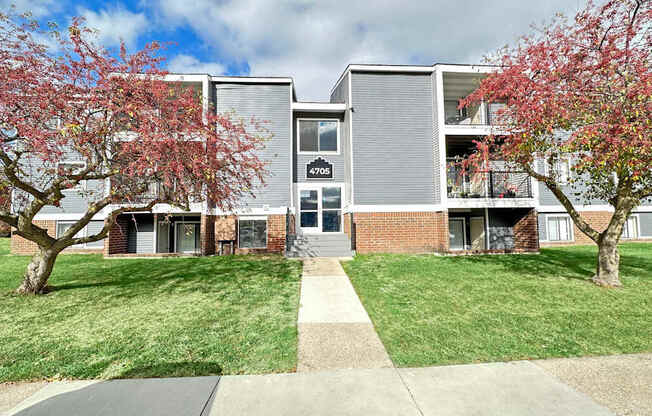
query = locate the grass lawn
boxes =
[0,238,302,382]
[343,243,652,368]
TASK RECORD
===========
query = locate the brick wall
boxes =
[352,211,449,254]
[200,214,216,256]
[214,214,286,255]
[11,220,56,254]
[513,209,539,251]
[104,215,129,255]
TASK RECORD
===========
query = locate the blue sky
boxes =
[4,0,584,100]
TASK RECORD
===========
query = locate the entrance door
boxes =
[299,186,342,233]
[449,218,466,250]
[175,222,199,253]
[470,217,486,250]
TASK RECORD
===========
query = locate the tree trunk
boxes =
[592,236,622,287]
[16,247,60,294]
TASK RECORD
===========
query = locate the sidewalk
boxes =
[297,258,392,372]
[6,356,650,415]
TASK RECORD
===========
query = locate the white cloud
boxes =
[156,0,583,100]
[0,0,59,18]
[78,6,148,48]
[167,54,226,75]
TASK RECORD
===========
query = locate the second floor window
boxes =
[298,120,338,153]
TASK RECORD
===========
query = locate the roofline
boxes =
[329,62,500,97]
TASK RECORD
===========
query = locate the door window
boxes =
[322,187,341,232]
[449,218,465,250]
[300,190,319,229]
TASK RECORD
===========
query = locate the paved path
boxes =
[297,258,392,372]
[5,357,644,416]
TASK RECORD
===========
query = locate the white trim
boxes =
[210,76,292,84]
[34,213,106,220]
[209,206,289,216]
[443,125,493,136]
[446,198,536,209]
[435,64,498,74]
[297,183,345,234]
[292,102,346,112]
[345,204,444,213]
[173,220,201,254]
[238,215,267,221]
[435,68,448,208]
[296,118,340,155]
[153,214,158,253]
[289,83,294,209]
[449,217,467,250]
[621,214,640,240]
[537,205,616,213]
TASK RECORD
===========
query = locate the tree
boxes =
[0,12,269,294]
[461,0,651,287]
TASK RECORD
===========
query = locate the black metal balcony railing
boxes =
[447,165,532,199]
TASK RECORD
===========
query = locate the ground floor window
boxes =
[622,215,639,239]
[239,218,267,248]
[547,215,573,241]
[56,220,105,249]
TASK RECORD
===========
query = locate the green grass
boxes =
[343,243,652,368]
[0,238,302,381]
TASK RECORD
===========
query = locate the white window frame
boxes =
[56,161,87,190]
[238,216,268,249]
[545,214,574,242]
[544,156,572,186]
[173,220,201,254]
[55,220,103,249]
[296,118,340,155]
[621,214,640,240]
[296,183,345,234]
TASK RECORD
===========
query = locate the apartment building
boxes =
[10,64,652,257]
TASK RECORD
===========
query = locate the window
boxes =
[298,120,338,153]
[622,215,639,239]
[547,215,573,241]
[56,161,86,190]
[238,218,267,248]
[321,186,341,232]
[56,220,105,248]
[546,157,571,185]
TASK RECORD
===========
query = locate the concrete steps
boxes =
[287,233,354,258]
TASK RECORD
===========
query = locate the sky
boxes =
[3,0,584,101]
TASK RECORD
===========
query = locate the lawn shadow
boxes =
[50,255,300,298]
[456,244,652,283]
[115,361,223,379]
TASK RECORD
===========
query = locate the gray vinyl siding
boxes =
[215,82,292,209]
[431,71,441,204]
[127,214,154,254]
[536,158,606,207]
[293,112,346,183]
[330,73,352,207]
[537,213,547,241]
[350,72,435,205]
[86,220,105,248]
[638,212,652,237]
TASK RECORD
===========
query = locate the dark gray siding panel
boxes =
[216,83,292,209]
[330,74,352,207]
[538,213,547,241]
[638,212,652,237]
[351,72,435,205]
[127,215,154,254]
[293,112,346,183]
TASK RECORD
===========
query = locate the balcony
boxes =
[446,159,532,199]
[444,100,506,126]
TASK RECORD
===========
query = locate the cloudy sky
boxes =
[3,0,584,100]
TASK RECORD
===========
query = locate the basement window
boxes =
[238,217,267,249]
[547,215,573,242]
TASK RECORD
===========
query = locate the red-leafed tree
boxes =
[461,0,651,287]
[0,12,268,294]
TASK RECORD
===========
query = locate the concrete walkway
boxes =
[6,356,647,415]
[297,258,392,372]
